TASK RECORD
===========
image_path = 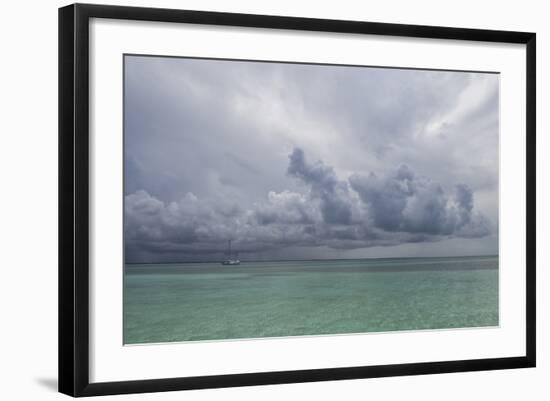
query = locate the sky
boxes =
[124,55,499,263]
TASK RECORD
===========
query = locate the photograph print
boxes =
[123,55,499,345]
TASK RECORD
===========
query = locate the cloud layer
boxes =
[124,56,499,262]
[125,148,491,262]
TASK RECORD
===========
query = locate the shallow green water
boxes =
[123,256,498,344]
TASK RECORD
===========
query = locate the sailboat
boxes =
[221,240,240,265]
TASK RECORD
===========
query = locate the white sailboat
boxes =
[221,240,240,265]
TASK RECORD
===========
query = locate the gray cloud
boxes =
[124,55,498,262]
[349,166,489,238]
[287,148,353,225]
[125,148,491,262]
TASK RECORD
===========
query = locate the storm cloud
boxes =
[287,148,354,225]
[349,166,489,237]
[124,55,499,262]
[125,147,492,262]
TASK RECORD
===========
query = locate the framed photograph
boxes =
[58,3,536,397]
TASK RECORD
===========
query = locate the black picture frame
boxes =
[59,3,536,397]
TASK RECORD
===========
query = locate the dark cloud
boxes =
[125,148,491,262]
[349,165,489,237]
[124,56,498,262]
[287,148,353,225]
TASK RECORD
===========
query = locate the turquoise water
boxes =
[123,256,498,344]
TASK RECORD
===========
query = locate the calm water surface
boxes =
[124,256,498,344]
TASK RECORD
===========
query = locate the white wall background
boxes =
[0,0,546,399]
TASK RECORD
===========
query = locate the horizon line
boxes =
[125,254,499,265]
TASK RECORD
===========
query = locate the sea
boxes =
[123,255,498,344]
